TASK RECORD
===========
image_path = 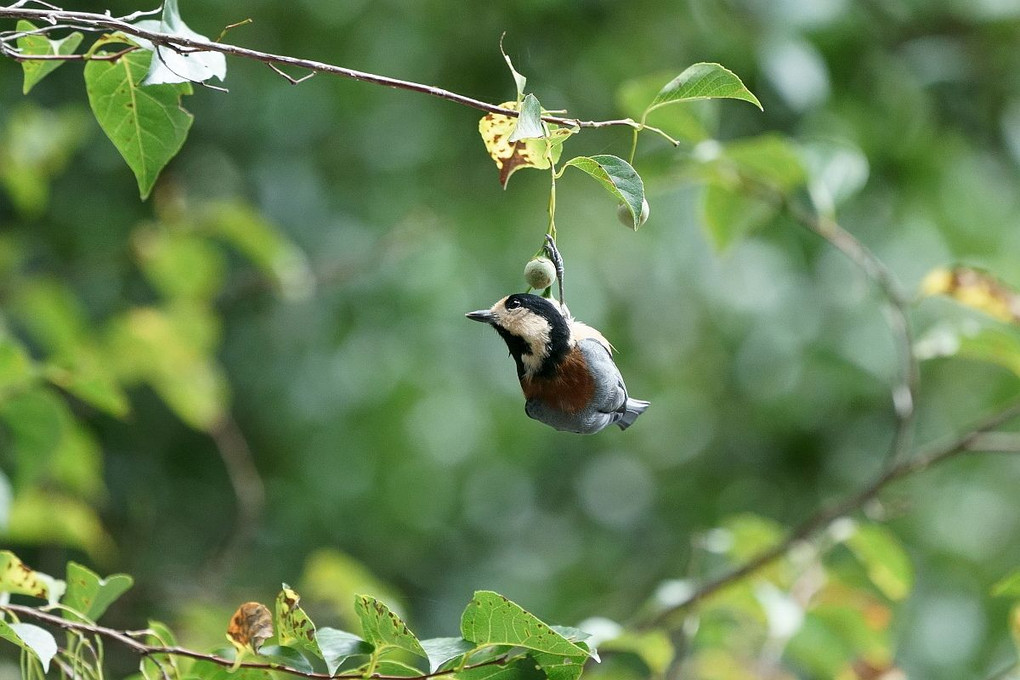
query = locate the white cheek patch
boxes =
[491,302,553,376]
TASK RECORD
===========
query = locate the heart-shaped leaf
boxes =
[84,45,194,199]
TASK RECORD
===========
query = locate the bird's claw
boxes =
[543,234,566,310]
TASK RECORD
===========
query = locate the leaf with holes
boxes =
[646,62,762,115]
[276,585,320,655]
[355,594,426,658]
[63,562,133,621]
[561,155,645,228]
[84,44,193,199]
[16,21,84,94]
[460,591,591,659]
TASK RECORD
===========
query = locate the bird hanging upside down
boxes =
[467,237,649,434]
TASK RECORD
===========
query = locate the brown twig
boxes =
[1,603,512,680]
[642,397,1020,629]
[0,4,677,143]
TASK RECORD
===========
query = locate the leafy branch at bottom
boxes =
[0,572,597,680]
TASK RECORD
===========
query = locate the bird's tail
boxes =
[617,398,650,430]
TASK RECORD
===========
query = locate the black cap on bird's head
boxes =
[467,293,570,378]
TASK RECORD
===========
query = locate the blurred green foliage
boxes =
[3,0,1020,679]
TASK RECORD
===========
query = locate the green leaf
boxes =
[16,21,84,94]
[0,104,91,218]
[44,351,131,419]
[456,659,544,680]
[845,523,913,601]
[84,46,194,200]
[499,35,527,100]
[562,155,645,227]
[298,548,404,630]
[722,134,806,192]
[4,489,116,561]
[460,591,590,659]
[200,201,314,301]
[0,551,65,604]
[315,627,372,675]
[139,620,181,680]
[532,649,590,680]
[647,62,762,115]
[0,335,37,401]
[354,594,427,658]
[701,182,777,251]
[256,645,315,674]
[0,621,57,672]
[134,0,226,86]
[276,585,320,655]
[134,228,226,302]
[0,387,66,486]
[63,562,133,621]
[421,637,475,673]
[993,570,1020,598]
[105,304,228,431]
[368,660,426,677]
[509,93,545,143]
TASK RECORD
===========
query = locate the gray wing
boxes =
[577,339,628,415]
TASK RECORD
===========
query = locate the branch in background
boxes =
[0,4,677,142]
[207,415,265,570]
[786,198,921,465]
[643,397,1020,629]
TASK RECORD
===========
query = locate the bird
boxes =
[466,292,650,434]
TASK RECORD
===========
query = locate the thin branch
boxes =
[0,4,676,143]
[207,415,265,562]
[641,397,1020,629]
[738,176,921,467]
[785,198,920,465]
[1,603,513,680]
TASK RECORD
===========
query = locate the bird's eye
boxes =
[506,297,521,309]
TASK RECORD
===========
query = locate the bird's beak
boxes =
[466,309,495,323]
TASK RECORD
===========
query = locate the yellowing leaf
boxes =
[478,101,568,189]
[0,551,65,604]
[921,267,1020,323]
[226,601,273,654]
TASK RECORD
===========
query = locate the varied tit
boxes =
[467,293,650,434]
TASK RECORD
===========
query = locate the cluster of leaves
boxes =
[12,0,225,199]
[477,52,762,238]
[0,183,309,555]
[0,549,601,680]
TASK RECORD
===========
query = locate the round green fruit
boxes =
[617,198,650,229]
[524,257,557,290]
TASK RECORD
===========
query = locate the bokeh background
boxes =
[2,0,1020,678]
